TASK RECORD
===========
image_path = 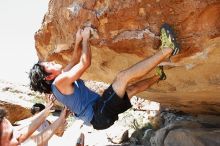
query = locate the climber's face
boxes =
[40,61,62,80]
[40,61,62,74]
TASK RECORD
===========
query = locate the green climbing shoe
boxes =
[156,66,166,81]
[160,23,180,56]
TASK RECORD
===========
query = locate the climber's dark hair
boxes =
[29,62,54,94]
[31,103,45,115]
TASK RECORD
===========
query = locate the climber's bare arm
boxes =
[64,29,83,72]
[54,27,92,93]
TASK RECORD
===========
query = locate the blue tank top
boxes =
[51,79,100,124]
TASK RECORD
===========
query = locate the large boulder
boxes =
[34,0,220,114]
[150,121,220,146]
[0,92,32,123]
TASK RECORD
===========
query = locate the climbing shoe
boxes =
[160,23,180,56]
[156,66,166,81]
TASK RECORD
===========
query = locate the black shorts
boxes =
[90,85,132,130]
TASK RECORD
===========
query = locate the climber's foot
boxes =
[160,23,180,56]
[156,66,166,81]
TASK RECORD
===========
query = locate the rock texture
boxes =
[151,121,220,146]
[34,0,220,114]
[0,93,32,123]
[0,80,64,123]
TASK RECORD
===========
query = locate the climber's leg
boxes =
[126,66,166,98]
[111,48,171,98]
[112,23,180,98]
[126,75,159,98]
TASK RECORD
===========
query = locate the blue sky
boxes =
[0,0,48,84]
